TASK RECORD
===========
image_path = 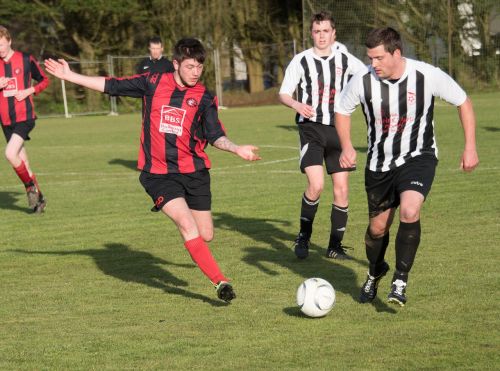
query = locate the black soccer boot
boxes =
[215,281,236,303]
[293,233,310,259]
[387,278,407,306]
[326,243,352,260]
[359,261,390,303]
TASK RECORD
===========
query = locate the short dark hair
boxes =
[310,11,336,31]
[148,36,162,45]
[0,25,11,41]
[365,27,403,54]
[173,38,206,64]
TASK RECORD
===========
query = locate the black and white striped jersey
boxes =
[335,58,467,172]
[279,48,365,126]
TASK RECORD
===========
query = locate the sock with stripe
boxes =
[299,193,319,240]
[328,204,348,247]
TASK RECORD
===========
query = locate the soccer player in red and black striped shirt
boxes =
[44,38,260,302]
[0,26,49,213]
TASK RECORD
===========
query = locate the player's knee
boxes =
[307,184,324,199]
[399,207,420,223]
[4,149,17,165]
[368,224,389,239]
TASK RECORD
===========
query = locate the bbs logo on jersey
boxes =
[159,105,186,136]
[186,98,198,107]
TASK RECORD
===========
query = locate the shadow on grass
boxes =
[214,211,294,250]
[483,126,500,132]
[10,243,227,307]
[276,124,298,132]
[108,158,138,171]
[213,212,396,314]
[0,191,32,214]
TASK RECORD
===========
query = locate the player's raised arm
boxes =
[212,136,261,161]
[44,58,106,92]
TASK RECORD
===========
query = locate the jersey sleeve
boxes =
[335,72,363,115]
[30,56,49,95]
[347,53,367,77]
[279,55,302,96]
[104,75,149,98]
[332,41,348,53]
[202,96,226,144]
[430,66,467,106]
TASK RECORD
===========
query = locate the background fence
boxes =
[35,1,499,118]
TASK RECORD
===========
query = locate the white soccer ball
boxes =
[296,278,336,318]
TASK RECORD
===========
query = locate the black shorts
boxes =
[365,155,438,217]
[298,121,355,174]
[139,169,211,212]
[2,120,35,142]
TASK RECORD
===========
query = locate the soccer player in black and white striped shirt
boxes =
[335,27,479,306]
[279,11,365,260]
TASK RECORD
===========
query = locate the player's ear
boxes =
[173,60,179,71]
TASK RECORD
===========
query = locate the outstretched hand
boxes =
[44,58,71,80]
[236,145,261,161]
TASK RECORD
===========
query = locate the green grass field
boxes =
[0,92,499,370]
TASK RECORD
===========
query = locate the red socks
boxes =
[14,162,33,185]
[184,236,227,284]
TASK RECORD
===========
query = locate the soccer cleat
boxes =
[215,281,236,303]
[25,183,40,210]
[326,243,352,260]
[293,233,310,259]
[387,279,407,306]
[359,261,390,303]
[34,194,47,214]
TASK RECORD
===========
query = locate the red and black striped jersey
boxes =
[0,51,49,126]
[104,72,226,174]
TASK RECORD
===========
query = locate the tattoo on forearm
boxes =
[213,136,238,153]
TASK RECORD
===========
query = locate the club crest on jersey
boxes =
[15,68,21,75]
[407,91,416,105]
[149,73,160,84]
[186,98,198,107]
[160,105,186,136]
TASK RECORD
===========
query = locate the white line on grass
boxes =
[0,158,497,190]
